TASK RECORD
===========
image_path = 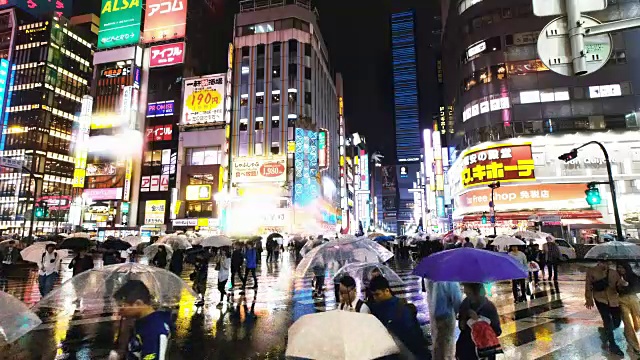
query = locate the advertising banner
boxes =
[83,188,123,201]
[381,165,396,193]
[37,195,72,210]
[185,185,212,201]
[145,125,173,142]
[181,74,225,125]
[97,0,143,49]
[146,100,175,117]
[144,200,166,225]
[149,42,185,68]
[232,157,287,183]
[85,163,117,177]
[455,183,588,214]
[142,0,187,43]
[0,0,71,17]
[461,143,535,188]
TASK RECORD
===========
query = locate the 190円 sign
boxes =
[181,74,225,125]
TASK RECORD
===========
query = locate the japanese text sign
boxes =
[142,0,187,43]
[461,144,535,188]
[146,100,174,117]
[144,200,166,224]
[181,74,226,125]
[97,0,142,49]
[145,125,172,141]
[149,42,185,67]
[232,157,287,183]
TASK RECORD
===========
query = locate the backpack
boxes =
[340,299,365,312]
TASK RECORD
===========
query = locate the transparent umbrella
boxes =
[196,235,232,248]
[157,235,191,250]
[512,230,551,240]
[585,241,640,260]
[300,239,323,257]
[0,291,42,346]
[491,235,525,249]
[34,263,195,315]
[144,243,173,259]
[333,262,404,285]
[296,237,393,277]
[286,311,399,360]
[122,235,147,247]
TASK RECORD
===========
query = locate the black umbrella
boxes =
[58,237,91,250]
[46,234,66,243]
[103,238,132,251]
[266,233,283,242]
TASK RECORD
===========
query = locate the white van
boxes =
[530,238,577,261]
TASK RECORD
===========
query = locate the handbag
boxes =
[592,270,609,292]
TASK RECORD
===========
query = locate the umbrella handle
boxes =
[421,277,426,292]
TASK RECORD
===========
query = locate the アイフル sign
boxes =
[149,42,185,68]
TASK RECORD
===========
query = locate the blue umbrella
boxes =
[374,236,394,243]
[413,248,527,282]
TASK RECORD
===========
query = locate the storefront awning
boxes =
[460,209,602,222]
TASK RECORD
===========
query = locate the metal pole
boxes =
[575,141,624,241]
[491,187,497,236]
[27,176,37,241]
[566,0,588,75]
[585,17,640,37]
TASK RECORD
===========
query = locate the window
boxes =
[271,142,280,155]
[305,91,311,105]
[520,90,540,104]
[272,119,280,128]
[240,95,248,106]
[304,43,312,56]
[304,67,311,80]
[239,121,248,131]
[273,65,280,78]
[255,142,263,156]
[257,44,265,55]
[589,84,622,98]
[457,0,483,15]
[272,92,280,103]
[256,68,264,79]
[186,146,222,166]
[255,120,264,130]
[242,47,249,57]
[256,94,264,105]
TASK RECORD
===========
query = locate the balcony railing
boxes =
[239,0,311,12]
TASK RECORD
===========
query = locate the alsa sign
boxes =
[232,157,287,183]
[142,0,187,43]
[149,42,185,68]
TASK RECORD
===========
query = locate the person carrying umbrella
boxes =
[69,249,94,277]
[169,249,184,276]
[215,248,231,307]
[456,283,502,360]
[38,243,61,296]
[151,245,169,269]
[242,242,258,290]
[337,275,370,313]
[615,261,640,355]
[230,242,244,288]
[109,280,174,360]
[508,245,528,303]
[586,259,627,356]
[191,249,210,307]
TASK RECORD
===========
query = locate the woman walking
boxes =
[616,262,640,354]
[216,249,232,307]
[456,282,502,360]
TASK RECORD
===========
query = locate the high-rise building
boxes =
[441,1,640,239]
[226,0,340,235]
[0,10,93,236]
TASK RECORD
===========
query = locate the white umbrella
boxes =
[19,242,68,263]
[157,235,191,250]
[286,311,400,360]
[585,241,640,260]
[68,232,91,239]
[122,236,147,247]
[197,235,232,248]
[491,235,525,248]
[459,230,479,239]
[513,230,551,240]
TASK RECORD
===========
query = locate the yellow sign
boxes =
[228,43,234,70]
[287,141,296,153]
[185,89,222,113]
[339,97,344,116]
[185,185,212,201]
[72,169,85,188]
[197,218,209,227]
[174,200,182,215]
[144,200,166,225]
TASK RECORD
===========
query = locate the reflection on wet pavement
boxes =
[1,255,637,359]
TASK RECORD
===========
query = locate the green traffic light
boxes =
[481,213,487,224]
[585,186,602,206]
[34,207,44,218]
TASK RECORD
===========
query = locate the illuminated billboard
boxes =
[318,129,328,170]
[142,0,187,43]
[0,0,72,17]
[144,200,166,224]
[461,143,535,188]
[185,185,212,201]
[149,42,185,68]
[181,74,226,125]
[97,0,143,49]
[232,157,287,183]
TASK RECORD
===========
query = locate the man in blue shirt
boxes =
[112,280,173,360]
[243,242,258,290]
[369,276,430,359]
[426,280,462,359]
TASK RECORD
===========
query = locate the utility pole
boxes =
[488,181,500,236]
[534,0,640,76]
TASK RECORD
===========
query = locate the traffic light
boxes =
[34,206,44,218]
[558,149,579,162]
[585,183,602,206]
[481,212,487,224]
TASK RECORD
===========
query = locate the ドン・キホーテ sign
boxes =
[461,144,535,188]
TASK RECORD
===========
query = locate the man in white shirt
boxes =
[337,275,370,313]
[38,244,61,296]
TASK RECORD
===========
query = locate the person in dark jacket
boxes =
[230,243,244,288]
[265,238,274,262]
[242,242,258,290]
[151,246,168,269]
[112,280,174,360]
[69,250,94,276]
[616,261,640,354]
[369,276,430,359]
[192,251,210,307]
[169,249,184,276]
[456,282,502,360]
[103,248,120,266]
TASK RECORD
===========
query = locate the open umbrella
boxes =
[300,239,322,257]
[197,235,232,248]
[459,230,479,239]
[0,291,42,346]
[585,241,640,260]
[144,243,173,259]
[333,262,404,285]
[58,237,92,250]
[157,235,191,250]
[34,263,195,314]
[68,232,91,239]
[0,239,17,248]
[491,235,525,248]
[103,238,132,251]
[19,242,68,263]
[373,235,394,243]
[413,248,527,282]
[122,235,147,248]
[512,230,551,240]
[286,311,400,360]
[296,237,393,277]
[367,232,385,240]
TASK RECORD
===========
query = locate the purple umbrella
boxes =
[412,247,527,282]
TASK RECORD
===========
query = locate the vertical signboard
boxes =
[98,0,143,49]
[142,0,187,43]
[360,152,369,190]
[144,200,166,224]
[0,59,9,130]
[318,129,328,170]
[73,95,92,188]
[181,74,226,125]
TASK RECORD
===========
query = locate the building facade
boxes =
[226,0,340,235]
[441,1,640,241]
[0,10,93,236]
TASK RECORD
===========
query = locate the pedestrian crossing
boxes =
[3,252,640,359]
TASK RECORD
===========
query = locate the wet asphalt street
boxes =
[0,252,638,359]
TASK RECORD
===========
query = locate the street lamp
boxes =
[488,181,500,236]
[559,141,624,241]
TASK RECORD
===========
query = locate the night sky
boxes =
[72,0,398,157]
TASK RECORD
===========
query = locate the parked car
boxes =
[531,238,576,260]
